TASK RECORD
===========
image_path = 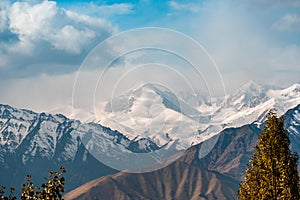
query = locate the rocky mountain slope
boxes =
[64,160,238,200]
[0,104,158,193]
[64,104,300,200]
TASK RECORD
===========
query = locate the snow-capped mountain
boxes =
[0,104,159,193]
[284,104,300,155]
[0,104,158,162]
[0,81,300,195]
[94,83,209,149]
[213,82,300,127]
[83,81,300,150]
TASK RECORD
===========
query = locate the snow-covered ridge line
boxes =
[79,81,300,149]
[0,103,158,165]
[0,81,300,156]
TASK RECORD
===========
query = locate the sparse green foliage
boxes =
[238,112,300,199]
[1,166,65,200]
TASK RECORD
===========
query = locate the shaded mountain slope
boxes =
[63,124,261,200]
[64,160,238,200]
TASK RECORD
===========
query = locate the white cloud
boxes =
[8,1,115,54]
[67,2,133,17]
[168,1,201,13]
[0,1,9,31]
[51,25,96,54]
[89,3,133,15]
[272,14,300,31]
[0,1,116,75]
[243,0,300,8]
[1,0,300,113]
[9,1,57,40]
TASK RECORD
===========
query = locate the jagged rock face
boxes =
[0,104,158,194]
[284,104,300,153]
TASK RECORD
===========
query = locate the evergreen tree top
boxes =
[238,112,300,200]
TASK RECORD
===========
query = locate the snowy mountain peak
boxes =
[4,81,298,158]
[239,80,263,93]
[224,81,268,111]
[93,82,300,150]
[0,103,161,169]
[0,104,37,121]
[268,83,300,99]
[133,83,169,94]
[0,82,300,179]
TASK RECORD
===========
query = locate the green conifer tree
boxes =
[238,112,300,199]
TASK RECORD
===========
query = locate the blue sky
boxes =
[0,0,299,112]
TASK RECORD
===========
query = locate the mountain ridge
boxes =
[0,103,158,194]
[86,82,300,149]
[0,81,300,197]
[64,103,300,200]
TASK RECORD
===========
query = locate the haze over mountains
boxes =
[0,81,300,198]
[74,81,300,150]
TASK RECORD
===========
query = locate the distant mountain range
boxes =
[0,81,299,198]
[82,81,300,149]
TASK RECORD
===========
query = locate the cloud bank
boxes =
[273,14,300,31]
[0,1,116,78]
[0,0,299,116]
